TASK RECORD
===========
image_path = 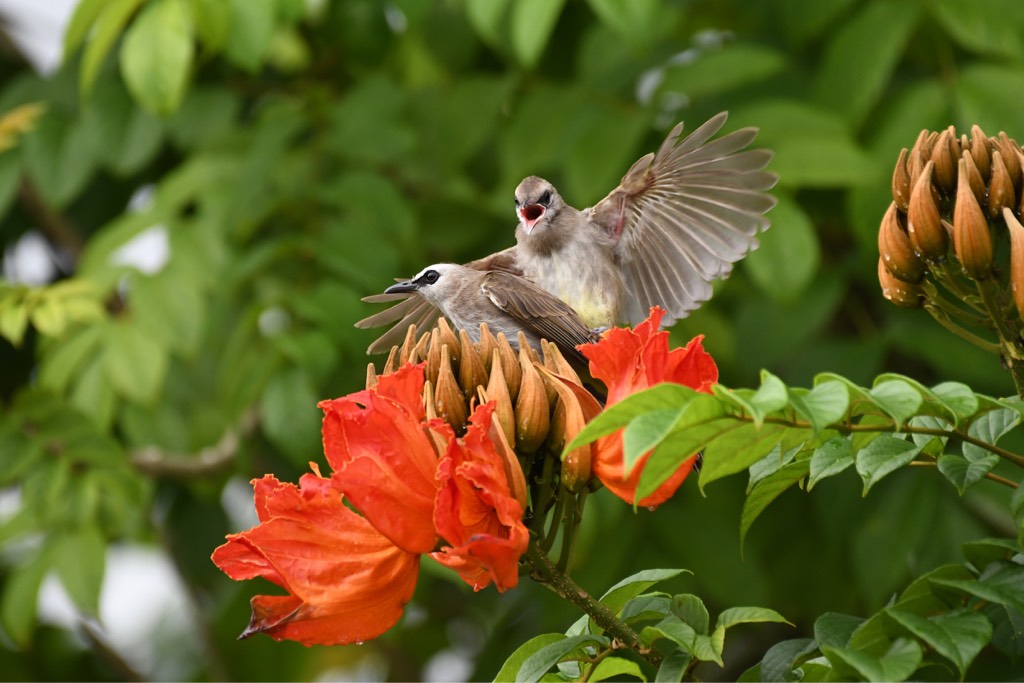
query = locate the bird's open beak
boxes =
[518,204,546,234]
[384,280,418,294]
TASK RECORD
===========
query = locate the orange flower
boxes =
[581,307,718,508]
[213,363,529,646]
[211,474,419,646]
[319,364,439,554]
[429,403,529,592]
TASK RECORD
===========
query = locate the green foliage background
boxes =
[1,0,1023,679]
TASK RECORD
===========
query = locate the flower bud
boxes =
[930,128,957,193]
[997,132,1022,191]
[422,380,450,456]
[541,340,583,387]
[514,346,550,454]
[435,344,468,433]
[365,362,378,390]
[482,350,516,449]
[480,396,527,507]
[892,147,911,211]
[425,328,442,388]
[436,317,460,368]
[878,201,925,283]
[953,157,993,280]
[961,150,986,206]
[970,124,991,180]
[458,329,488,396]
[1004,207,1024,321]
[907,161,948,261]
[987,150,1017,219]
[535,364,600,494]
[495,333,521,401]
[477,323,498,373]
[414,330,430,363]
[878,258,924,308]
[383,345,400,375]
[399,323,418,366]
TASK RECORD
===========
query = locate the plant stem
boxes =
[909,460,1019,488]
[924,304,1002,355]
[974,277,1024,397]
[524,541,662,669]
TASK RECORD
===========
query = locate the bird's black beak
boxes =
[384,280,419,295]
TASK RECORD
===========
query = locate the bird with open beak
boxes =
[381,263,598,367]
[358,111,777,351]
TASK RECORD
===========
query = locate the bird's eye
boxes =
[514,197,520,207]
[423,270,440,284]
[538,190,551,206]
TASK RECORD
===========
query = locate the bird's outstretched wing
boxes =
[355,247,522,354]
[585,112,778,326]
[480,270,596,366]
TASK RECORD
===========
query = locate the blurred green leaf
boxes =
[52,525,106,616]
[189,0,232,52]
[658,44,786,100]
[0,548,48,647]
[259,367,322,463]
[39,324,104,392]
[0,148,21,222]
[772,136,877,187]
[120,0,195,115]
[585,0,658,48]
[745,194,820,302]
[511,0,566,69]
[464,0,509,48]
[814,0,921,129]
[225,0,276,71]
[956,64,1024,137]
[82,78,163,175]
[102,321,168,404]
[22,108,95,207]
[0,292,29,346]
[64,0,109,58]
[930,0,1024,60]
[79,0,144,96]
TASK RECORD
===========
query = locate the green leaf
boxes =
[747,443,797,490]
[189,0,232,51]
[670,594,709,634]
[930,382,979,423]
[896,564,974,615]
[965,408,1019,461]
[225,0,276,71]
[855,435,921,495]
[937,452,998,496]
[740,460,809,547]
[658,44,787,99]
[750,370,789,422]
[821,638,921,682]
[745,193,820,302]
[39,325,104,393]
[620,595,672,625]
[0,151,22,221]
[717,606,792,629]
[588,656,646,682]
[0,295,29,346]
[102,322,168,404]
[52,525,106,616]
[759,638,818,682]
[80,0,144,96]
[30,295,68,338]
[82,78,164,176]
[957,64,1024,135]
[698,422,788,491]
[771,136,877,187]
[789,381,849,434]
[599,569,689,617]
[813,0,921,128]
[494,634,566,683]
[22,109,96,208]
[814,612,863,649]
[465,0,510,47]
[884,608,991,678]
[642,616,697,651]
[654,647,691,683]
[962,538,1020,572]
[510,0,566,69]
[930,0,1024,59]
[692,630,725,666]
[259,368,323,464]
[934,565,1024,615]
[622,408,686,478]
[0,547,48,647]
[585,0,658,47]
[120,0,194,115]
[868,379,923,426]
[71,356,117,428]
[808,436,854,489]
[515,634,608,683]
[564,383,698,452]
[64,0,109,57]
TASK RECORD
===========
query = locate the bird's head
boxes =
[514,176,562,236]
[384,263,463,308]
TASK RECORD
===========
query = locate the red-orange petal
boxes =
[430,404,528,592]
[320,368,440,554]
[211,474,420,646]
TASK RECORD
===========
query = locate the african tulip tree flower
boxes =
[212,364,529,646]
[581,307,718,508]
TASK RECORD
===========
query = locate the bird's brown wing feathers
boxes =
[480,271,595,365]
[586,111,778,326]
[355,247,523,355]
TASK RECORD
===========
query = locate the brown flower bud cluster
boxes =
[366,319,596,490]
[880,125,1024,313]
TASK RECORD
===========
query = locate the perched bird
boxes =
[381,263,598,366]
[357,111,776,350]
